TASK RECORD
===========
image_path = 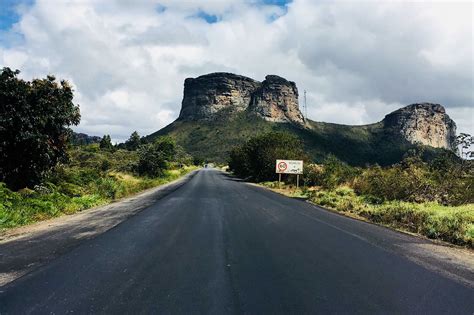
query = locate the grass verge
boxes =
[0,166,196,230]
[260,182,474,248]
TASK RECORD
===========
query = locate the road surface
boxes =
[1,169,473,314]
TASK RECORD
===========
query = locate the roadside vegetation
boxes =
[230,131,474,248]
[0,68,196,229]
[0,143,195,229]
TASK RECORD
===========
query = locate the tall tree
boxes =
[125,131,141,151]
[99,135,113,151]
[0,68,80,189]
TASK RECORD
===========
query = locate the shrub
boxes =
[228,131,308,182]
[354,152,473,205]
[136,136,177,177]
[304,156,360,189]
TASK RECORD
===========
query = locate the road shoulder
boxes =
[0,170,198,287]
[249,180,474,289]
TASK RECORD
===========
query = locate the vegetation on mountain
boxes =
[152,73,456,166]
[151,111,443,166]
[0,67,80,190]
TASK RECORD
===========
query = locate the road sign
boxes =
[275,160,303,174]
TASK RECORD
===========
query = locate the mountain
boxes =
[149,72,457,165]
[70,132,102,145]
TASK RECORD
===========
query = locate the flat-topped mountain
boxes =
[150,73,457,164]
[179,72,304,125]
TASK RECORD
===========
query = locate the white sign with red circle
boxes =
[275,159,303,174]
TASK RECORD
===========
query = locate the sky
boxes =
[0,0,472,143]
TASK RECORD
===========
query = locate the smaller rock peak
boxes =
[251,75,304,125]
[384,103,456,150]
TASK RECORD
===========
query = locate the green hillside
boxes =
[147,111,440,165]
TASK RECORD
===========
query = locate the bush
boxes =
[353,152,473,205]
[228,131,308,182]
[136,136,176,177]
[305,155,360,189]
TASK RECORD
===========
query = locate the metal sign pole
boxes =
[279,173,281,188]
[296,174,299,189]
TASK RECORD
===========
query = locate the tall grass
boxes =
[0,167,195,230]
[309,186,474,247]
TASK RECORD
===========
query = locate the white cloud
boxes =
[0,0,472,142]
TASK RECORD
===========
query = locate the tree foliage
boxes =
[125,131,141,151]
[136,136,177,177]
[0,67,80,189]
[99,135,113,151]
[228,131,307,182]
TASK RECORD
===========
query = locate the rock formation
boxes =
[178,73,260,121]
[250,75,304,125]
[383,103,457,150]
[177,73,457,151]
[178,72,304,125]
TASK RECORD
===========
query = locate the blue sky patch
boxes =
[194,10,219,24]
[155,3,166,14]
[0,0,33,30]
[261,0,292,6]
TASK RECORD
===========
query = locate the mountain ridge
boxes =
[149,72,457,164]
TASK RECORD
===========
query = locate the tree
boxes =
[99,135,113,151]
[135,136,176,177]
[0,67,80,189]
[125,131,141,151]
[228,131,307,181]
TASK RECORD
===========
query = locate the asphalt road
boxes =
[1,169,473,314]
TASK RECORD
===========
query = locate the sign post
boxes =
[275,159,303,188]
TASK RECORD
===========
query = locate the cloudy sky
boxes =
[1,0,472,142]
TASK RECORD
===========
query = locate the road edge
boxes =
[243,179,474,288]
[0,169,200,287]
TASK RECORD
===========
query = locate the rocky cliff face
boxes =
[178,73,260,120]
[178,72,304,125]
[177,73,457,151]
[383,103,457,150]
[250,75,305,124]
